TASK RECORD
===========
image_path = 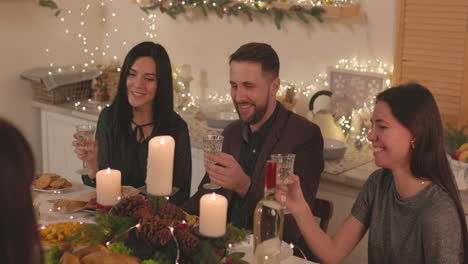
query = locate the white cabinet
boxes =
[40,110,96,183]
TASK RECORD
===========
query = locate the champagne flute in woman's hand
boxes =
[74,124,96,175]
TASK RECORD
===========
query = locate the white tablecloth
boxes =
[34,181,96,226]
[35,182,317,263]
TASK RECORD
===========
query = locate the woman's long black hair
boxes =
[377,83,468,261]
[111,42,175,147]
[0,118,42,264]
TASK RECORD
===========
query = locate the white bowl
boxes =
[323,138,347,160]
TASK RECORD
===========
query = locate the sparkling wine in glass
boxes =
[203,135,224,190]
[271,153,295,212]
[75,124,96,175]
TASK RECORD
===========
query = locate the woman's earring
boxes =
[410,139,415,149]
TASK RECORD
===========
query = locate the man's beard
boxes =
[234,99,269,125]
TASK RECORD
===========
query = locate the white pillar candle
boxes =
[96,168,121,206]
[146,135,175,196]
[199,193,228,237]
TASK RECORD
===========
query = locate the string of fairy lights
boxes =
[135,0,357,9]
[38,209,309,262]
[275,58,393,147]
[67,57,392,151]
[42,0,388,148]
[333,58,393,146]
[44,0,158,74]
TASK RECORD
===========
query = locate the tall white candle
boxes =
[199,193,228,237]
[146,135,175,196]
[96,168,121,206]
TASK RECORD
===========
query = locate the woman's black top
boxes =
[82,105,192,206]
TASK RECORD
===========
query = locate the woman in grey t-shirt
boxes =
[280,83,467,263]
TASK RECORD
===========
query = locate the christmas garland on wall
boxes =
[39,0,325,29]
[138,0,325,29]
[39,0,62,16]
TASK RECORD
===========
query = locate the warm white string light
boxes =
[45,0,158,73]
[331,58,393,147]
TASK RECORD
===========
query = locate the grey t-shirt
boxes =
[352,169,463,263]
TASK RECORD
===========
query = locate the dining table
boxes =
[34,181,318,264]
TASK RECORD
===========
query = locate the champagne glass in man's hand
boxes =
[203,135,224,190]
[73,124,96,175]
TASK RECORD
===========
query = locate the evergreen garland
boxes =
[140,0,325,29]
[39,0,61,16]
[38,0,325,29]
[47,196,250,263]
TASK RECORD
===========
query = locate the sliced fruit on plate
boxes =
[458,143,468,152]
[459,150,468,163]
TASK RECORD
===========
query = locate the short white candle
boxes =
[199,193,228,237]
[96,168,121,206]
[146,135,175,196]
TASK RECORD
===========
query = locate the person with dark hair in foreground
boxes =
[0,118,43,264]
[184,42,324,259]
[280,83,467,263]
[73,42,192,206]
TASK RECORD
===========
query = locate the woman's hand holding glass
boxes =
[72,126,98,178]
[276,174,309,216]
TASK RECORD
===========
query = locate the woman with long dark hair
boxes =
[0,118,43,264]
[74,42,192,205]
[281,83,467,263]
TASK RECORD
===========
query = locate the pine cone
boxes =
[136,216,172,246]
[116,196,153,219]
[175,228,200,255]
[155,228,172,246]
[158,203,185,223]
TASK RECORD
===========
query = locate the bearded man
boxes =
[184,42,324,259]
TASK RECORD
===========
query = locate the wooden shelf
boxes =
[267,3,361,18]
[322,4,361,17]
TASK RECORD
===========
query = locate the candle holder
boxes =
[138,185,178,198]
[193,226,227,239]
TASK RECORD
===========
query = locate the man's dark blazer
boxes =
[184,103,324,259]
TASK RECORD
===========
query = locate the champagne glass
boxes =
[75,124,96,175]
[203,135,224,190]
[271,153,295,212]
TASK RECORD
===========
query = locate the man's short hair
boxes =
[229,42,280,79]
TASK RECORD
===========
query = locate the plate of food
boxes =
[32,173,72,193]
[49,244,141,264]
[51,199,95,214]
[39,221,89,249]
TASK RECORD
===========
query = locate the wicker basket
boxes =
[32,80,92,104]
[102,71,120,102]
